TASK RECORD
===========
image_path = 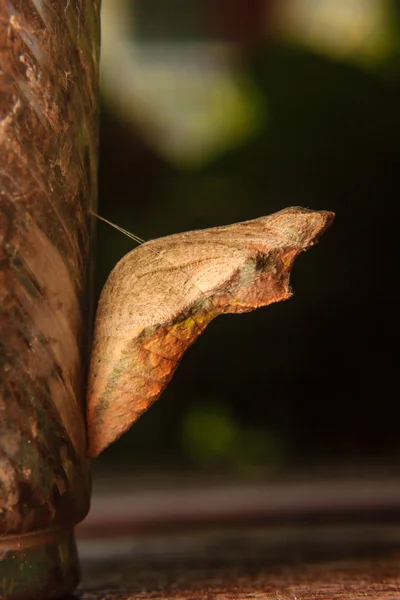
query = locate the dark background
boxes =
[93,0,399,476]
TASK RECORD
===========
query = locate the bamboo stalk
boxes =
[0,1,100,597]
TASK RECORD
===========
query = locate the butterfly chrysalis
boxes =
[87,207,334,457]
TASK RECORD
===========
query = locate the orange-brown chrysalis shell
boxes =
[87,207,334,457]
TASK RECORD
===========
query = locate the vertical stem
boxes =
[0,1,100,597]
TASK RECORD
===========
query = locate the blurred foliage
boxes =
[181,400,285,471]
[276,0,398,66]
[95,1,400,474]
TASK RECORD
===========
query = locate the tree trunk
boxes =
[0,1,100,597]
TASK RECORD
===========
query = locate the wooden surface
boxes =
[76,475,400,599]
[77,525,400,599]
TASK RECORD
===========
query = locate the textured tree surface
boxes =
[88,207,333,457]
[0,0,100,597]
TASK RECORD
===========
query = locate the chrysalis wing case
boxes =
[87,207,334,456]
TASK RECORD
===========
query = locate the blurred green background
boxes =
[94,0,400,475]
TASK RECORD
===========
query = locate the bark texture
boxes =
[0,0,100,541]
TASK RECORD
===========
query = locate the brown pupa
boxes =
[87,207,334,457]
